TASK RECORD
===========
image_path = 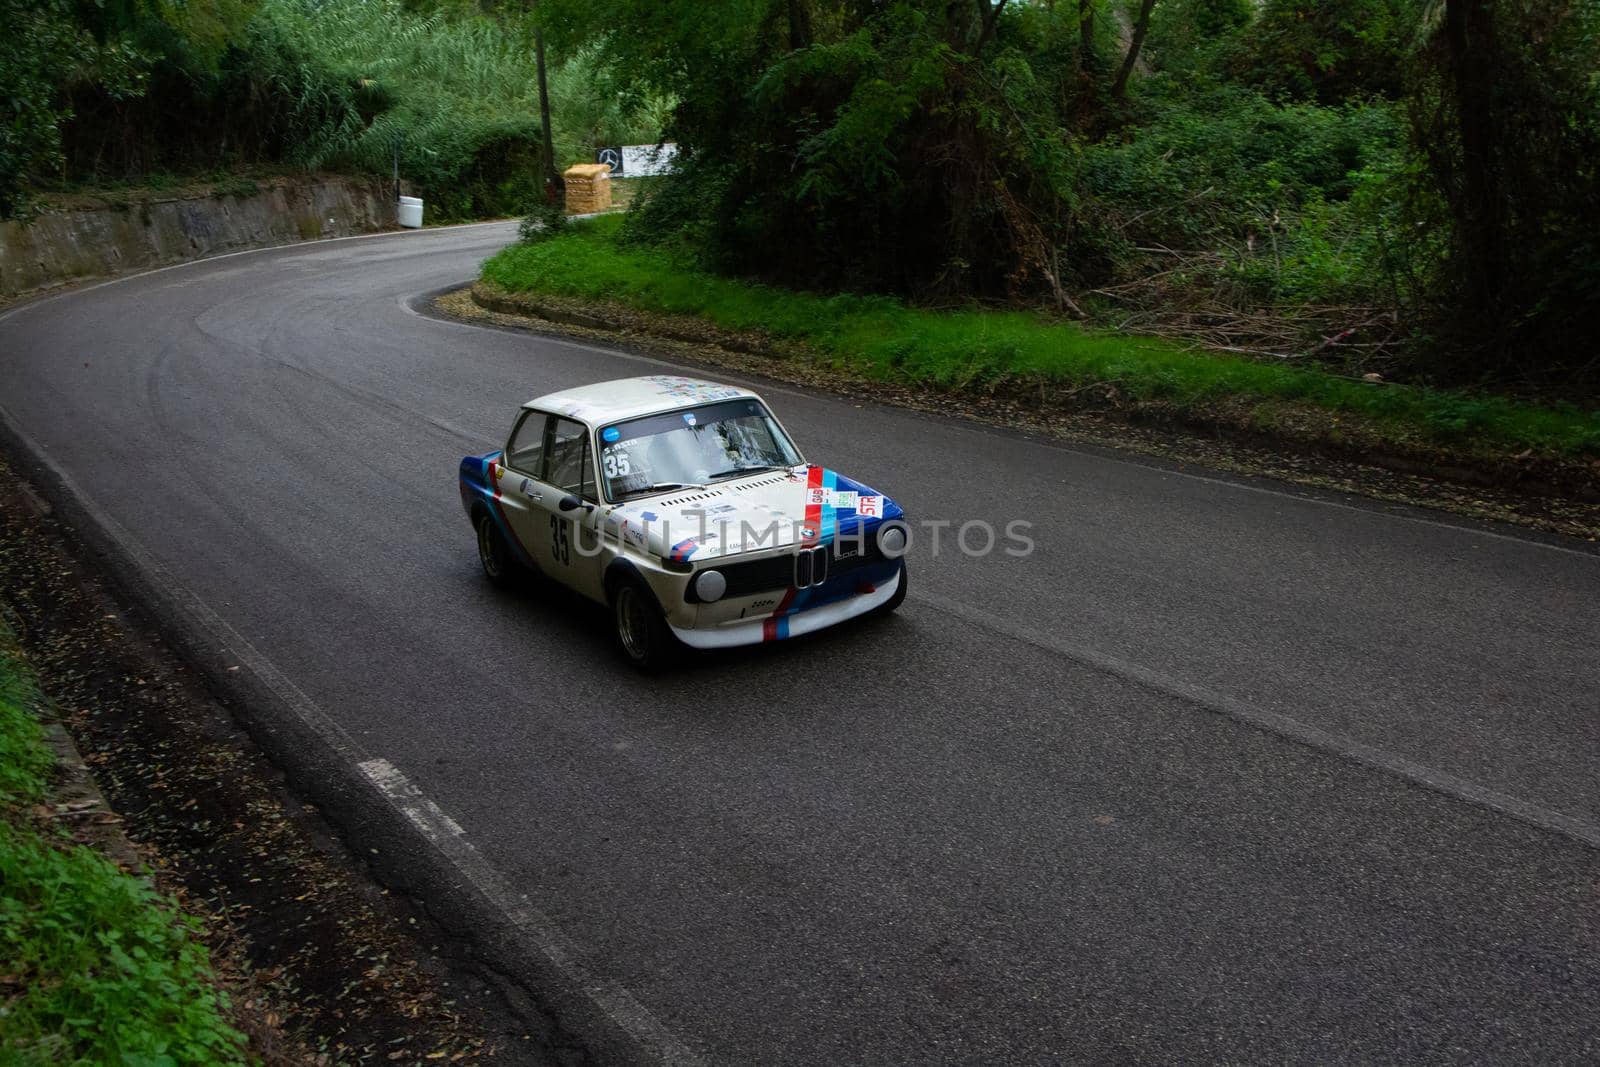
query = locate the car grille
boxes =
[686,526,893,603]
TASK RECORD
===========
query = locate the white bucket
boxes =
[397,195,424,229]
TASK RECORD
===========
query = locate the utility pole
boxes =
[533,9,563,205]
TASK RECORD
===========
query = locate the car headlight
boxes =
[876,523,908,558]
[693,569,727,603]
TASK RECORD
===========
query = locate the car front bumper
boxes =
[668,566,901,649]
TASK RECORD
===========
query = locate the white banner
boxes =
[619,143,678,177]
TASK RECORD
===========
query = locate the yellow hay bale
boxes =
[563,163,612,214]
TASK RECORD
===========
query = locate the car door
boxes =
[497,409,552,569]
[519,415,607,601]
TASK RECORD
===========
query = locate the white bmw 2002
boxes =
[459,375,908,668]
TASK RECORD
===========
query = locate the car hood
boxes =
[601,465,904,563]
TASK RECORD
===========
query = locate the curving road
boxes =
[3,223,1598,1062]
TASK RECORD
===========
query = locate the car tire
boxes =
[610,575,680,671]
[475,510,520,587]
[870,561,908,617]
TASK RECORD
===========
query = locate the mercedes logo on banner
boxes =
[596,147,622,175]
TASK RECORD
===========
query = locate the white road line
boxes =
[911,587,1600,851]
[358,758,469,842]
[355,758,702,1064]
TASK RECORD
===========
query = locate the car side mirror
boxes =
[558,494,588,513]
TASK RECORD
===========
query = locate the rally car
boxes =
[459,375,908,669]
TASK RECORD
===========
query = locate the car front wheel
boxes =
[871,561,908,617]
[611,577,679,671]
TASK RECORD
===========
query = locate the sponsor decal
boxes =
[602,426,621,443]
[683,412,698,426]
[669,537,699,563]
[707,503,738,514]
[857,495,884,518]
[830,490,858,510]
[617,518,647,547]
[520,478,532,495]
[800,465,826,546]
[643,375,743,402]
[640,510,659,522]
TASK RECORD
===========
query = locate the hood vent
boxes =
[658,488,730,507]
[657,473,793,507]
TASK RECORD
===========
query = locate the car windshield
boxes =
[597,398,802,502]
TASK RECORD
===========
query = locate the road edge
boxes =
[421,285,1600,554]
[0,402,701,1067]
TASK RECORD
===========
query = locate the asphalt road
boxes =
[3,223,1598,1063]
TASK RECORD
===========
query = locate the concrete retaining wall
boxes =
[0,175,396,300]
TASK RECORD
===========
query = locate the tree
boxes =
[0,0,155,216]
[535,0,1104,301]
[1111,0,1158,99]
[1411,0,1600,385]
[533,14,562,202]
[0,1,80,215]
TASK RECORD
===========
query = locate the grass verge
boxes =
[0,620,247,1065]
[482,215,1600,463]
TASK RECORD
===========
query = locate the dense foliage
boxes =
[6,0,1596,395]
[0,0,663,221]
[536,0,1600,397]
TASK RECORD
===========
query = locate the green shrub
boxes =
[246,0,545,220]
[1085,89,1404,250]
[0,628,247,1064]
[484,219,1600,458]
[0,633,49,806]
[0,823,249,1065]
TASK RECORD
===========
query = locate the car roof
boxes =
[524,375,762,426]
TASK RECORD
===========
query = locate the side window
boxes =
[506,411,548,475]
[546,418,591,495]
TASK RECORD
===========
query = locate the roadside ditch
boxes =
[0,457,578,1064]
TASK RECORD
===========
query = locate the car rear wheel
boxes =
[476,511,518,586]
[611,577,679,671]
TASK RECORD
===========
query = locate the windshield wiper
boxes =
[707,465,783,482]
[619,481,707,500]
